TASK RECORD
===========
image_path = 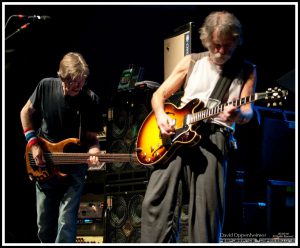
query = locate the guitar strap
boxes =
[209,53,244,102]
[208,75,233,102]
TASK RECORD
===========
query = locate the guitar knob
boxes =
[267,103,271,107]
[273,102,277,107]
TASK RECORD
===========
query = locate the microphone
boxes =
[15,15,51,20]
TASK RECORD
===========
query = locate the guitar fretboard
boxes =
[28,152,138,165]
[189,95,256,124]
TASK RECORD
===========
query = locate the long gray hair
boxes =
[199,11,243,49]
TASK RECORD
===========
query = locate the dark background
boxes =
[4,3,296,243]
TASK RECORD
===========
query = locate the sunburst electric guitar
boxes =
[136,87,288,166]
[25,136,138,182]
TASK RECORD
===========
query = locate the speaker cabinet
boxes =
[103,167,149,243]
[104,86,154,242]
[107,88,154,172]
[164,22,194,80]
[104,193,144,243]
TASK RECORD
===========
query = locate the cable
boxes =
[5,22,31,41]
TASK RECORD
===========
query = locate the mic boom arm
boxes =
[5,22,31,41]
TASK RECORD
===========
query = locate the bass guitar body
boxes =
[25,137,81,182]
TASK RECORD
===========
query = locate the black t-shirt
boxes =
[30,77,103,144]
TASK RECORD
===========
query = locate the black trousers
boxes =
[141,128,229,243]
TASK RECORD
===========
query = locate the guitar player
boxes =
[20,52,103,243]
[141,10,257,243]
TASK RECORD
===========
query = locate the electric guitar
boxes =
[136,87,288,166]
[25,136,138,182]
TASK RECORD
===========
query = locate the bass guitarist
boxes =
[141,10,257,243]
[20,52,103,243]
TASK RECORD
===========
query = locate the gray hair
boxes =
[199,11,243,49]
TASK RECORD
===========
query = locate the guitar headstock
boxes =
[256,87,288,107]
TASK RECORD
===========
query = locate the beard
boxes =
[210,52,231,65]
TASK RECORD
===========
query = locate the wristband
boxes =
[28,137,38,148]
[24,129,38,148]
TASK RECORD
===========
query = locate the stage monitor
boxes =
[164,22,196,80]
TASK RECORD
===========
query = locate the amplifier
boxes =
[78,193,105,220]
[77,219,104,237]
[76,236,103,243]
[78,201,104,219]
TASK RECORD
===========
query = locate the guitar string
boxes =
[29,153,138,165]
[190,95,255,124]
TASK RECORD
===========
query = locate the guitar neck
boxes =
[30,153,138,165]
[189,94,258,124]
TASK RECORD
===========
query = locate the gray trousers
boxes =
[141,130,228,243]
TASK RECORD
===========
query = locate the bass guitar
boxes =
[136,87,288,166]
[25,136,138,182]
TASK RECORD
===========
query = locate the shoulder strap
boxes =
[185,52,209,83]
[209,55,255,101]
[209,76,232,101]
[184,51,230,101]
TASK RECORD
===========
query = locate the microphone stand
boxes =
[5,22,31,41]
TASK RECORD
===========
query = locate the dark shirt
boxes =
[30,78,103,144]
